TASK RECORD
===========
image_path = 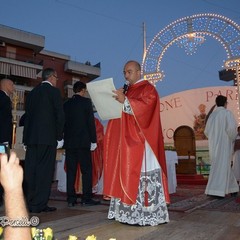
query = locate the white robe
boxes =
[204,107,239,197]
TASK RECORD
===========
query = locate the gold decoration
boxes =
[11,91,19,147]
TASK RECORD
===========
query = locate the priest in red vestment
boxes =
[103,60,169,226]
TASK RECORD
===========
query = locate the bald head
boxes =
[0,79,15,96]
[123,60,142,85]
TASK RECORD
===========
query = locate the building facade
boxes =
[0,24,101,124]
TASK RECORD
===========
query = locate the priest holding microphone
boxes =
[103,60,169,226]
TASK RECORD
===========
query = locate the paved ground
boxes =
[28,187,240,240]
[1,183,240,239]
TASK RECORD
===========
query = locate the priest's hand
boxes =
[113,89,125,103]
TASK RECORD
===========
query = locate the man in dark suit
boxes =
[64,81,100,206]
[0,79,14,146]
[0,78,15,205]
[23,68,65,213]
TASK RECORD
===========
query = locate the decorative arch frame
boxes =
[142,13,240,84]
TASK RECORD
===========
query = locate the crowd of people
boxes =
[0,60,240,237]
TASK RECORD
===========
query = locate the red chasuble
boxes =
[103,80,170,205]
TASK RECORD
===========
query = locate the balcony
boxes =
[0,24,45,52]
[64,61,101,80]
[0,48,43,79]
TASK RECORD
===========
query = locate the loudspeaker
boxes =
[219,69,236,82]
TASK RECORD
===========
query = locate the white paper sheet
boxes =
[86,78,122,120]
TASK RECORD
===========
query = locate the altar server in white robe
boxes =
[204,95,239,198]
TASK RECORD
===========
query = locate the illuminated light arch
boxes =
[142,13,240,85]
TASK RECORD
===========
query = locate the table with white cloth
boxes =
[56,151,178,194]
[56,154,103,194]
[165,150,178,194]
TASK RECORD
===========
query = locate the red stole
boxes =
[91,118,104,187]
[103,80,170,205]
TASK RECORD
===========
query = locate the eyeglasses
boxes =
[52,74,58,80]
[123,70,140,75]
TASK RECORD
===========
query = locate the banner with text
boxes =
[160,86,239,145]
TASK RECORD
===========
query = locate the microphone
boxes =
[123,81,129,94]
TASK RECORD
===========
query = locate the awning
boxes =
[11,64,37,79]
[0,62,37,79]
[0,62,10,75]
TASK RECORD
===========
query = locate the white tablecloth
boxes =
[165,150,178,194]
[56,151,178,194]
[56,155,66,192]
[56,154,103,194]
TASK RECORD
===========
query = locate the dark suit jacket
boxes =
[63,94,96,148]
[23,82,65,146]
[0,90,13,144]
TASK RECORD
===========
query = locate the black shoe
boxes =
[208,195,224,199]
[81,199,101,206]
[29,208,41,213]
[68,202,76,207]
[231,192,238,197]
[216,196,225,199]
[41,206,57,212]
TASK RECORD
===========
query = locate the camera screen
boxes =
[0,145,6,154]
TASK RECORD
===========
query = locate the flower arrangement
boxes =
[0,226,116,240]
[31,227,53,240]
